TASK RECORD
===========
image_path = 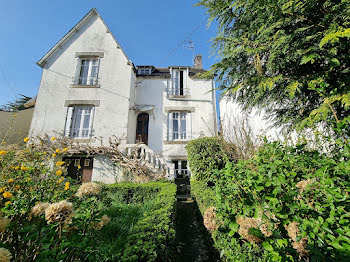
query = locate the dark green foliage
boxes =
[198,0,350,134]
[190,179,216,214]
[212,141,350,261]
[185,137,227,181]
[112,182,177,262]
[1,94,32,111]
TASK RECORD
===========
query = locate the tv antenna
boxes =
[184,40,195,66]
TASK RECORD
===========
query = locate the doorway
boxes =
[63,156,93,182]
[136,113,149,145]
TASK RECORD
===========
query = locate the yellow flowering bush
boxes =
[0,142,107,261]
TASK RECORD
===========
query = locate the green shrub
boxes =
[186,137,227,181]
[120,182,177,261]
[213,141,350,261]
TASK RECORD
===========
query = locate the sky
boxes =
[0,0,221,108]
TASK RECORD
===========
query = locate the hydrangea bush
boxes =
[0,138,109,261]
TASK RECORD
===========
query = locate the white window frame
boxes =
[168,111,191,141]
[171,69,187,96]
[64,106,95,139]
[77,58,100,85]
[173,160,189,177]
[138,68,150,75]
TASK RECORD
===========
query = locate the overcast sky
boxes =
[0,0,220,107]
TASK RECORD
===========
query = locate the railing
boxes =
[64,129,94,139]
[168,87,190,97]
[123,144,175,180]
[77,76,98,85]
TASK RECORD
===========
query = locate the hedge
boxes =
[185,137,227,181]
[189,138,350,261]
[105,182,177,262]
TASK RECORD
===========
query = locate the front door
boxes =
[63,157,93,182]
[136,113,149,145]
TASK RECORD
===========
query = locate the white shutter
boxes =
[171,69,175,94]
[168,112,173,141]
[89,107,95,137]
[64,107,74,137]
[74,59,82,84]
[186,112,192,140]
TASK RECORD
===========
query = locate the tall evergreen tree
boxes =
[0,94,32,112]
[199,0,350,135]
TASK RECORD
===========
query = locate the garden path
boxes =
[175,178,219,262]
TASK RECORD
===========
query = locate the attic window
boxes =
[138,68,151,75]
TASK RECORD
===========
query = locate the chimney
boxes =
[194,55,202,69]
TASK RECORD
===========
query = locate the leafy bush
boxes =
[0,139,177,261]
[213,141,350,261]
[0,140,107,261]
[113,182,177,261]
[186,137,227,181]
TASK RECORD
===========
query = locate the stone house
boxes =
[29,8,217,183]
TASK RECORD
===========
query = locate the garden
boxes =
[0,140,176,261]
[187,136,350,261]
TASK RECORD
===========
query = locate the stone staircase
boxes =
[124,144,175,180]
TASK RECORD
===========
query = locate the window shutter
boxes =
[168,112,173,141]
[64,107,74,137]
[186,112,192,140]
[89,107,95,137]
[74,59,82,84]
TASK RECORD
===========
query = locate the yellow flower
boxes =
[55,148,60,153]
[43,152,47,154]
[20,166,29,171]
[51,137,56,141]
[52,153,56,157]
[0,247,12,262]
[77,165,81,170]
[15,185,20,189]
[56,170,63,176]
[56,161,65,166]
[64,186,69,191]
[7,179,14,184]
[13,114,16,117]
[62,148,68,152]
[27,178,31,182]
[0,150,7,155]
[4,201,11,206]
[23,137,29,142]
[15,166,19,170]
[65,182,70,187]
[3,192,12,199]
[0,187,5,193]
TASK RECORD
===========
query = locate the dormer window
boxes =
[138,68,151,75]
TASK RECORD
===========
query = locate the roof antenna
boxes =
[184,40,195,66]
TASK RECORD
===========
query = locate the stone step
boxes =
[176,195,193,202]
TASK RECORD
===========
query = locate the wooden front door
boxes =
[63,157,93,182]
[136,113,149,145]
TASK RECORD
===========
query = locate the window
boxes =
[171,69,187,96]
[172,160,189,178]
[138,68,150,75]
[65,106,94,138]
[168,112,191,140]
[78,58,99,85]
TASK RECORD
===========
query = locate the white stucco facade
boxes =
[219,96,283,143]
[29,9,217,183]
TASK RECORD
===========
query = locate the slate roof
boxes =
[136,67,207,78]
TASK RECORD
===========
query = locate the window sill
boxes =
[69,84,100,88]
[164,140,189,145]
